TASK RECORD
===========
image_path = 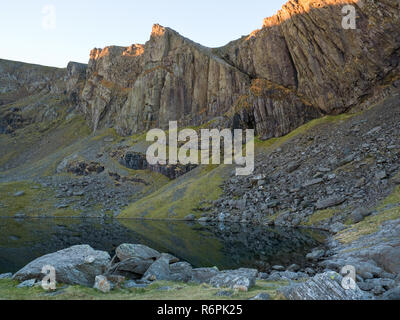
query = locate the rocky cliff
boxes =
[76,0,399,139]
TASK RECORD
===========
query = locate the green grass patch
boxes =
[302,209,339,227]
[0,181,81,217]
[0,279,288,300]
[119,165,229,220]
[255,113,359,153]
[336,186,400,243]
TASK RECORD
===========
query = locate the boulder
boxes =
[108,257,153,277]
[116,244,160,261]
[0,273,12,279]
[191,268,220,284]
[142,257,171,281]
[13,245,111,287]
[16,279,36,288]
[209,268,258,291]
[170,262,193,282]
[278,271,370,300]
[17,279,36,288]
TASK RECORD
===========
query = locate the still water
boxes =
[0,218,326,274]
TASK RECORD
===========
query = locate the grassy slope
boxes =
[0,181,81,217]
[336,185,400,244]
[119,112,358,220]
[0,278,288,300]
[119,164,229,220]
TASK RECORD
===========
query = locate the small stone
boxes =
[198,217,210,223]
[302,178,324,188]
[375,170,387,180]
[266,200,280,208]
[94,275,111,293]
[306,249,325,261]
[17,279,36,288]
[184,214,196,221]
[315,196,345,210]
[366,126,382,136]
[124,280,148,289]
[13,191,25,197]
[338,154,355,167]
[250,293,271,300]
[0,273,12,279]
[287,264,300,272]
[55,204,69,209]
[272,265,285,271]
[286,162,301,173]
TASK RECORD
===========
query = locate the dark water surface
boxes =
[0,218,326,274]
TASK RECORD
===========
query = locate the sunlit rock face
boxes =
[220,0,400,115]
[78,0,400,138]
[80,24,250,136]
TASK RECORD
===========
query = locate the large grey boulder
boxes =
[116,244,161,261]
[108,257,154,277]
[208,268,258,291]
[191,267,220,284]
[170,262,193,282]
[278,271,371,300]
[13,245,111,286]
[142,257,172,281]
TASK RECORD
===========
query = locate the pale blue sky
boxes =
[0,0,287,68]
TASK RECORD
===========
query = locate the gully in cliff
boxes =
[146,121,254,176]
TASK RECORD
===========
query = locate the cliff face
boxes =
[0,59,67,106]
[80,25,250,135]
[220,0,400,115]
[78,0,400,139]
[2,0,398,139]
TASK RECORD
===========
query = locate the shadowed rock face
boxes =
[120,151,198,180]
[76,0,400,139]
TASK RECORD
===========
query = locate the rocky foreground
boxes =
[0,242,397,300]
